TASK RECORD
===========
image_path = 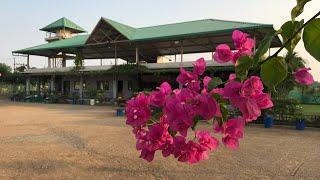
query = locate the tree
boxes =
[0,63,12,77]
[274,52,306,99]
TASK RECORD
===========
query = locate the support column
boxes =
[26,77,30,95]
[50,75,55,94]
[135,47,139,64]
[179,41,184,89]
[100,59,103,66]
[114,45,118,66]
[79,75,83,99]
[37,77,41,94]
[27,55,30,69]
[61,77,64,95]
[48,58,51,68]
[112,77,117,99]
[180,41,184,63]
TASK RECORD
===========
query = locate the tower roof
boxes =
[40,17,86,33]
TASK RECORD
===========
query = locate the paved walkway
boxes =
[0,101,319,179]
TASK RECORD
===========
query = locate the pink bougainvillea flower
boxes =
[293,67,314,85]
[230,30,255,63]
[241,76,264,97]
[159,82,172,95]
[229,73,236,81]
[255,93,273,109]
[186,141,209,164]
[165,96,195,137]
[149,82,172,107]
[202,76,212,92]
[176,67,197,86]
[237,97,261,122]
[195,93,219,120]
[125,93,151,127]
[195,131,219,151]
[216,117,245,150]
[193,58,206,76]
[232,30,255,52]
[232,30,249,50]
[213,44,233,63]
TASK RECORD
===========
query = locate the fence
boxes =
[250,114,320,128]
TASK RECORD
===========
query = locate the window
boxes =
[97,81,109,90]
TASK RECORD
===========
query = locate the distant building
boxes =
[12,17,281,102]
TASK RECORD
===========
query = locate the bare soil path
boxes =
[0,101,319,179]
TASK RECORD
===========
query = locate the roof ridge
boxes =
[208,18,269,26]
[136,19,211,29]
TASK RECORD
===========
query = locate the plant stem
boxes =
[259,10,320,66]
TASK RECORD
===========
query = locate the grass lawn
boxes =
[301,104,320,115]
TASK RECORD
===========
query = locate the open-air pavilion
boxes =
[12,17,282,103]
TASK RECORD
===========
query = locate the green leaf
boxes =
[260,57,288,90]
[303,18,320,61]
[281,21,303,52]
[208,77,223,91]
[291,0,311,21]
[254,33,274,62]
[235,56,253,81]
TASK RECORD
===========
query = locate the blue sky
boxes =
[0,0,319,80]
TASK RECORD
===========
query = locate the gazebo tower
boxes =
[40,17,86,68]
[40,17,86,42]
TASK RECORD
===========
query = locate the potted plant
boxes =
[263,109,274,128]
[294,105,305,130]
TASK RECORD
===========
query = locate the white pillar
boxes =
[48,58,51,68]
[112,77,117,99]
[26,77,30,95]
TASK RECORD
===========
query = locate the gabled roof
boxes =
[102,18,136,39]
[40,17,86,33]
[132,19,273,41]
[88,18,275,42]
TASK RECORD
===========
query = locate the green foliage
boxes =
[291,0,311,21]
[260,57,287,90]
[235,56,253,81]
[303,18,320,61]
[253,33,274,63]
[270,98,303,117]
[0,63,12,76]
[73,52,84,70]
[281,21,303,52]
[106,64,149,74]
[208,77,223,91]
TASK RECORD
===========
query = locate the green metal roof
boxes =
[14,18,280,56]
[13,35,89,54]
[103,18,136,39]
[132,19,273,41]
[40,17,86,33]
[98,18,274,41]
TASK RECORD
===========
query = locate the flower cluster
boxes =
[126,50,274,163]
[213,30,255,64]
[293,67,314,85]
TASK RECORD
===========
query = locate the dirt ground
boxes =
[0,101,319,179]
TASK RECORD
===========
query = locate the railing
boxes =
[251,114,320,128]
